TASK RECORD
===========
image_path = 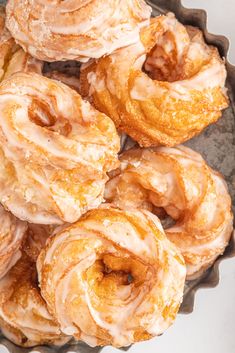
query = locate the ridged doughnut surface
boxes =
[81,13,228,147]
[105,146,233,279]
[0,205,27,279]
[37,207,186,347]
[6,0,151,62]
[0,6,42,82]
[0,229,70,347]
[0,72,120,224]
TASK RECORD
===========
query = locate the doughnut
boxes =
[6,0,151,62]
[80,13,228,147]
[37,207,186,347]
[0,232,70,347]
[105,146,233,279]
[0,6,42,82]
[0,205,27,279]
[0,72,120,224]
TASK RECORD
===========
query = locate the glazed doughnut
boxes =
[0,205,27,279]
[80,13,228,147]
[0,252,70,347]
[6,0,151,62]
[105,146,233,279]
[37,207,186,347]
[0,72,120,224]
[0,6,42,82]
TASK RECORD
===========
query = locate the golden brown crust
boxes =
[0,226,70,347]
[24,224,55,262]
[0,6,42,82]
[80,13,228,147]
[0,205,27,279]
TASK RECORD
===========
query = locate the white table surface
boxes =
[104,2,235,353]
[0,2,234,353]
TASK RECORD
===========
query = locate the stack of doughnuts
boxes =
[0,0,232,349]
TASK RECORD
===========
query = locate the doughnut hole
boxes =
[143,17,212,82]
[144,31,182,82]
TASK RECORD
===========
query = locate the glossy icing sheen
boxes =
[37,207,186,347]
[6,0,151,62]
[0,205,27,279]
[0,72,120,224]
[105,146,233,279]
[0,6,42,82]
[80,13,228,147]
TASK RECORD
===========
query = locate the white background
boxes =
[103,1,235,353]
[182,0,235,64]
[0,2,234,353]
